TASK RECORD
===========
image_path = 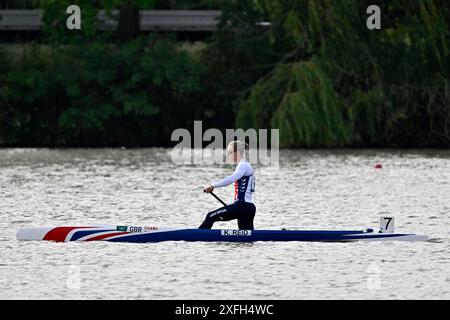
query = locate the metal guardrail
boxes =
[0,10,42,30]
[141,10,220,31]
[0,10,221,31]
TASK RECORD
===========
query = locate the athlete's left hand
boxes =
[204,185,214,193]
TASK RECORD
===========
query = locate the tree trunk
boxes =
[118,3,140,41]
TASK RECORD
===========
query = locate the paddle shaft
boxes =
[209,191,227,207]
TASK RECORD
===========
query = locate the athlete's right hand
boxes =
[204,185,214,193]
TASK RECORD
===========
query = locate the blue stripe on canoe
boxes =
[71,229,117,241]
[104,229,372,243]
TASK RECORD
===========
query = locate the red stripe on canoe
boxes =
[43,227,94,242]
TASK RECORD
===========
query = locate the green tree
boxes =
[234,0,450,147]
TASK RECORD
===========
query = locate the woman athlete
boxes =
[199,141,256,230]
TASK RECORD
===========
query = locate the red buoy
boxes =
[374,163,383,169]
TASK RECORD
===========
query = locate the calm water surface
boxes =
[0,148,449,299]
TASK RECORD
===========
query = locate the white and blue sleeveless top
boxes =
[212,159,255,203]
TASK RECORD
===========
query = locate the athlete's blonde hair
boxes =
[228,140,249,156]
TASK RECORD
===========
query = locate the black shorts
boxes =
[198,201,256,230]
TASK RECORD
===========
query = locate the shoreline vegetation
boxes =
[0,0,449,148]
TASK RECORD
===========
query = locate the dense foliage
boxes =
[0,0,449,147]
[235,0,450,147]
[0,38,204,146]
